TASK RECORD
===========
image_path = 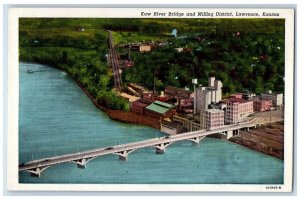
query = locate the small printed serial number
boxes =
[266,186,282,190]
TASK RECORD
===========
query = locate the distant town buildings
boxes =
[118,60,134,68]
[174,48,184,53]
[174,47,193,53]
[131,44,152,52]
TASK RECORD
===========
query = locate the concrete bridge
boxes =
[19,121,256,177]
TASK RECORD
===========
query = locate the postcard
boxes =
[6,7,294,192]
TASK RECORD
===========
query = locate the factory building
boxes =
[225,98,254,124]
[261,92,283,107]
[194,77,223,114]
[205,109,225,129]
[253,99,273,112]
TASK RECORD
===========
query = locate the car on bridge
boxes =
[105,147,114,150]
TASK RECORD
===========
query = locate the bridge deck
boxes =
[19,121,256,172]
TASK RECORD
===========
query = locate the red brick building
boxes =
[205,109,224,129]
[144,101,176,119]
[230,93,243,99]
[131,99,151,115]
[164,86,193,99]
[225,98,254,124]
[254,99,272,112]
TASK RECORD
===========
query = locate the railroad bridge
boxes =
[19,121,256,177]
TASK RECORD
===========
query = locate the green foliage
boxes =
[123,19,284,94]
[19,28,127,110]
[19,18,285,109]
[96,90,129,111]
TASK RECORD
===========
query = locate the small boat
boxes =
[27,70,34,73]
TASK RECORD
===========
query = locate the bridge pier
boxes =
[188,136,205,144]
[119,155,128,161]
[114,149,135,161]
[233,129,239,136]
[27,166,50,178]
[77,163,86,169]
[156,148,165,154]
[241,127,249,132]
[154,142,173,154]
[73,157,96,169]
[75,158,87,168]
[226,130,233,140]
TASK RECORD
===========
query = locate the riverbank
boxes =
[76,80,161,129]
[229,122,284,159]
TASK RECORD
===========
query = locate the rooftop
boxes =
[165,86,192,95]
[132,100,150,107]
[206,109,224,113]
[146,101,175,114]
[228,98,253,104]
[230,93,243,96]
[261,92,283,96]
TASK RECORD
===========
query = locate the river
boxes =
[19,62,283,184]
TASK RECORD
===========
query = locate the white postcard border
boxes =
[7,7,295,192]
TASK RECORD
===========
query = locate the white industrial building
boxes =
[194,77,223,114]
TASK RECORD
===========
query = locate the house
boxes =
[175,48,184,52]
[144,101,176,119]
[139,45,151,52]
[118,60,134,68]
[131,44,151,52]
